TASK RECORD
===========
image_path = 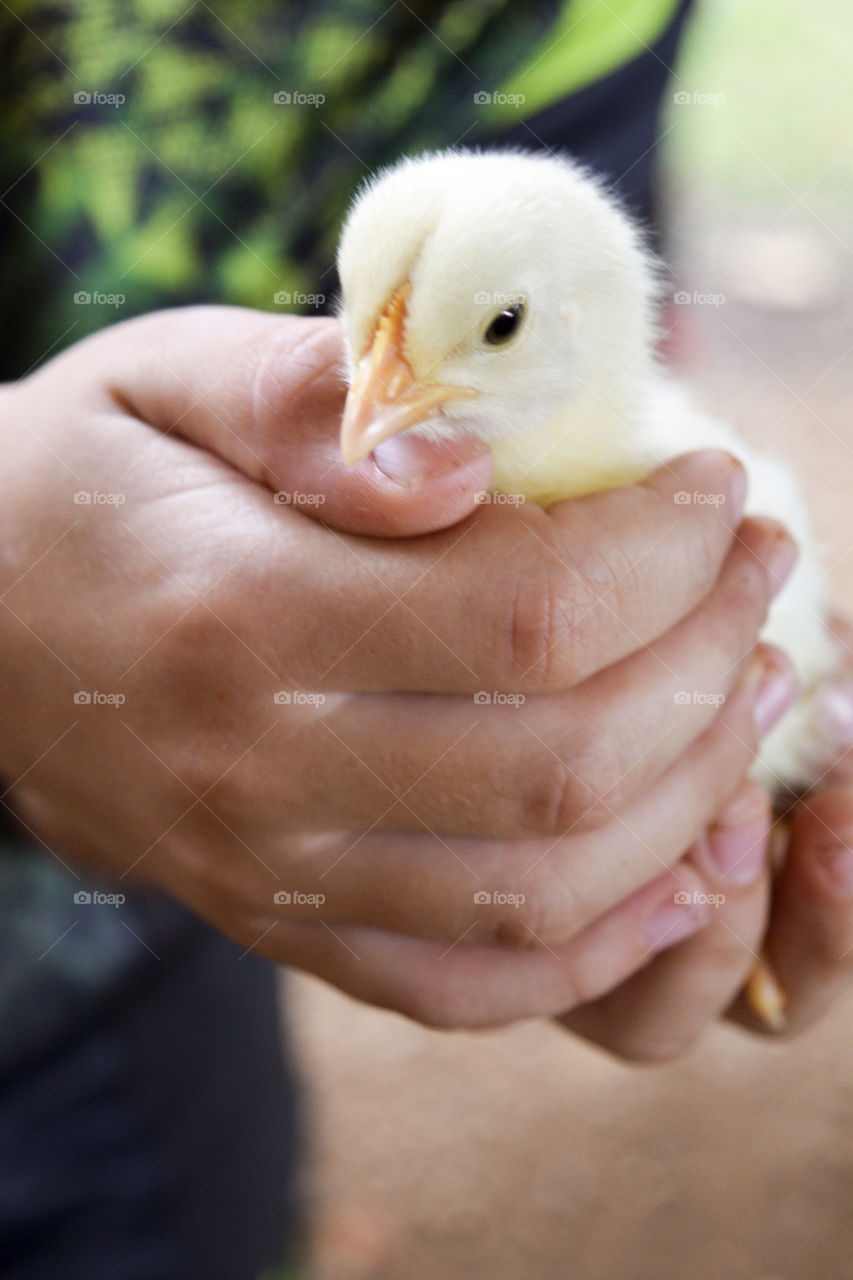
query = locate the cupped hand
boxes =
[726,616,853,1037]
[0,307,795,1028]
[558,619,853,1060]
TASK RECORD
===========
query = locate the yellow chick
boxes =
[336,149,843,1026]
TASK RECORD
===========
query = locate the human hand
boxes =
[0,308,796,1027]
[558,618,853,1059]
[726,616,853,1037]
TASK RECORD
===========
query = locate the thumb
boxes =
[83,305,494,537]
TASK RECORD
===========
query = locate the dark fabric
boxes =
[0,0,564,379]
[478,0,695,252]
[312,0,696,310]
[0,842,203,1078]
[0,914,304,1280]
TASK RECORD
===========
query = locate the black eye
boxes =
[484,302,525,346]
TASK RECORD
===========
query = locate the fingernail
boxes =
[752,518,798,600]
[372,433,490,485]
[699,785,769,883]
[645,893,708,954]
[816,834,853,897]
[715,780,768,828]
[747,648,799,736]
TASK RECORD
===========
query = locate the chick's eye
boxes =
[484,302,524,346]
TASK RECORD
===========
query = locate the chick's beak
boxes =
[340,282,477,466]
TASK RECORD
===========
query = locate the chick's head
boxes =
[337,149,659,466]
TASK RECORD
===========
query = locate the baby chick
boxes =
[336,149,843,1024]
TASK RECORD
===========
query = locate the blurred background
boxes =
[288,2,853,1276]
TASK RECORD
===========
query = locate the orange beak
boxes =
[340,282,477,466]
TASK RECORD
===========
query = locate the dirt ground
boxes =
[281,183,853,1280]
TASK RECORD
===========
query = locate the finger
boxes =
[284,515,791,834]
[558,780,773,1060]
[163,447,754,698]
[728,785,853,1036]
[218,647,794,944]
[226,863,713,1029]
[54,306,494,538]
[816,616,853,781]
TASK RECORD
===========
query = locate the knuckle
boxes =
[714,546,770,645]
[505,567,580,691]
[483,871,580,951]
[248,320,337,462]
[166,558,246,639]
[569,728,634,825]
[163,599,245,706]
[522,748,606,836]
